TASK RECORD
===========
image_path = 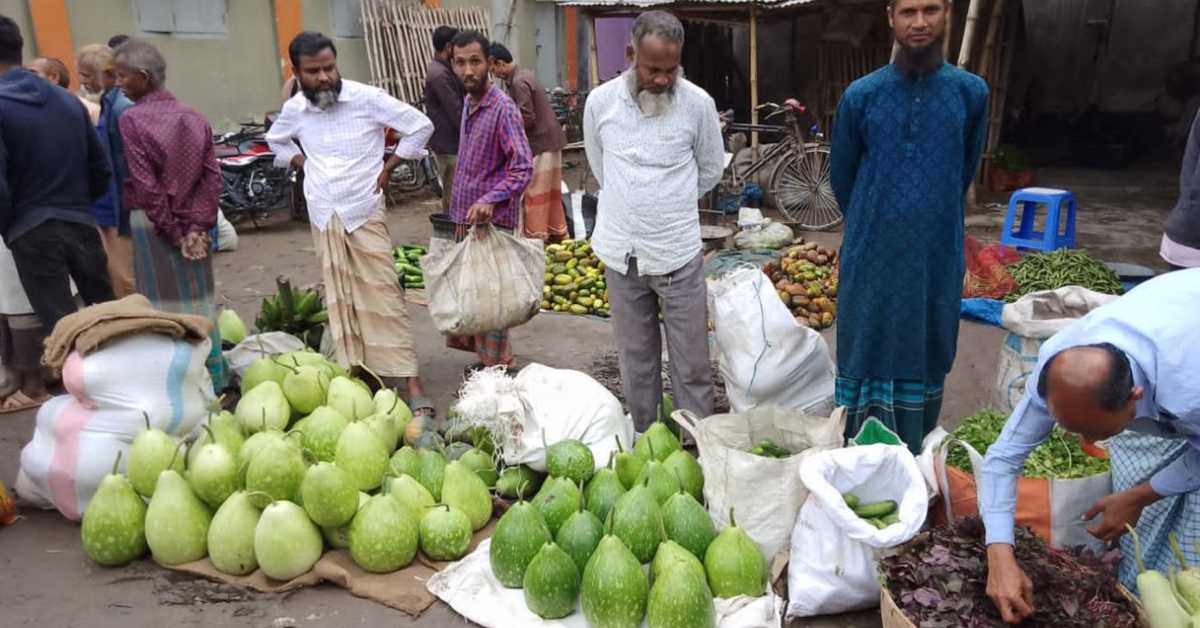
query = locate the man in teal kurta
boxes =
[830,0,989,453]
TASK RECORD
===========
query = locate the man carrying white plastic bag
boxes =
[787,443,929,617]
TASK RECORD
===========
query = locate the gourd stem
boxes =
[111,451,123,475]
[1126,524,1147,573]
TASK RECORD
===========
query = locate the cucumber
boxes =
[843,493,860,509]
[869,518,888,530]
[852,500,897,518]
[881,513,900,526]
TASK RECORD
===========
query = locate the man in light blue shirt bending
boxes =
[979,268,1200,624]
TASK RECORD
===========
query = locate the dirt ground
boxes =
[0,159,1176,628]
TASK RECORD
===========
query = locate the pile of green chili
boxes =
[1004,249,1124,303]
[945,409,1110,479]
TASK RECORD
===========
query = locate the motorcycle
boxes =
[214,117,290,228]
[382,127,443,206]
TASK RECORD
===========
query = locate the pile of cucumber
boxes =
[843,493,899,529]
[749,439,792,458]
[392,245,426,290]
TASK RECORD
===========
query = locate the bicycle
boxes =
[721,100,842,231]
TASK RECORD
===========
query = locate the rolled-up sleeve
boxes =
[694,97,724,197]
[371,89,433,161]
[266,99,303,168]
[979,384,1055,546]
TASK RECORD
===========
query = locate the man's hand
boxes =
[179,231,211,261]
[1083,483,1160,544]
[376,167,392,194]
[290,154,306,171]
[466,202,495,225]
[986,544,1035,624]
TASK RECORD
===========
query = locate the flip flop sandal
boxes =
[0,391,49,415]
[409,396,437,419]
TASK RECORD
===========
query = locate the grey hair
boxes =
[631,11,684,48]
[113,38,166,86]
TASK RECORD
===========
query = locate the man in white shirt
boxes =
[583,11,725,431]
[266,32,437,419]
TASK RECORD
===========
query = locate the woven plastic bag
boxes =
[675,406,845,561]
[422,225,545,336]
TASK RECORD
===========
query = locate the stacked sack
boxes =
[17,334,214,520]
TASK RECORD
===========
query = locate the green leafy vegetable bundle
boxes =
[945,410,1109,479]
[1004,249,1123,303]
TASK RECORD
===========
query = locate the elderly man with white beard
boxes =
[583,11,725,432]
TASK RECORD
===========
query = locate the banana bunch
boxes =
[254,276,328,350]
[542,239,610,316]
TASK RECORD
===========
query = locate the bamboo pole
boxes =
[750,5,759,149]
[977,0,1007,77]
[942,1,953,59]
[956,0,986,68]
[587,13,600,88]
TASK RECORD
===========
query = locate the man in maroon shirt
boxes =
[488,43,568,242]
[113,38,226,388]
[423,25,464,214]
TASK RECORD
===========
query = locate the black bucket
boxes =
[429,213,456,241]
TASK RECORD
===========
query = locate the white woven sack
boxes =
[16,395,148,520]
[675,406,845,561]
[422,225,545,336]
[61,334,214,433]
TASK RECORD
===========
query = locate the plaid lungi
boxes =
[521,151,567,242]
[130,209,227,390]
[313,211,418,378]
[835,375,945,454]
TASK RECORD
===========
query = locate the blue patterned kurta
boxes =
[831,63,988,382]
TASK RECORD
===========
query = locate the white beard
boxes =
[637,90,673,117]
[624,68,678,117]
[313,89,338,111]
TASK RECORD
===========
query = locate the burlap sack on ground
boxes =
[166,504,501,616]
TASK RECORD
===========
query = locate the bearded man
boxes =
[830,0,989,453]
[266,31,439,421]
[583,11,724,431]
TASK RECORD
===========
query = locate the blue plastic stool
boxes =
[1000,187,1077,252]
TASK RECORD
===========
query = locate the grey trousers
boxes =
[605,253,714,432]
[437,153,457,214]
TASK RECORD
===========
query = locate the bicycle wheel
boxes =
[769,143,842,230]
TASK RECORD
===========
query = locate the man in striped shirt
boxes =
[446,30,533,371]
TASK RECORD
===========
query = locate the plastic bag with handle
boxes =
[786,444,928,617]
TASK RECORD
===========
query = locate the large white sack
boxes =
[427,538,787,628]
[452,363,633,473]
[675,406,845,561]
[62,334,215,433]
[16,395,174,520]
[710,266,835,414]
[786,444,928,617]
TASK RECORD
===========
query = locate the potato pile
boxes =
[763,239,839,330]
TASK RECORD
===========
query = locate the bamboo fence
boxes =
[361,0,491,105]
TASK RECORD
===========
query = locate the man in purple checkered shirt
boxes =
[446,30,533,370]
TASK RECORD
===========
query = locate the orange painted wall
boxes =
[274,0,304,79]
[29,0,76,88]
[564,8,578,90]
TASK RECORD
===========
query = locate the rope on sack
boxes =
[744,264,773,403]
